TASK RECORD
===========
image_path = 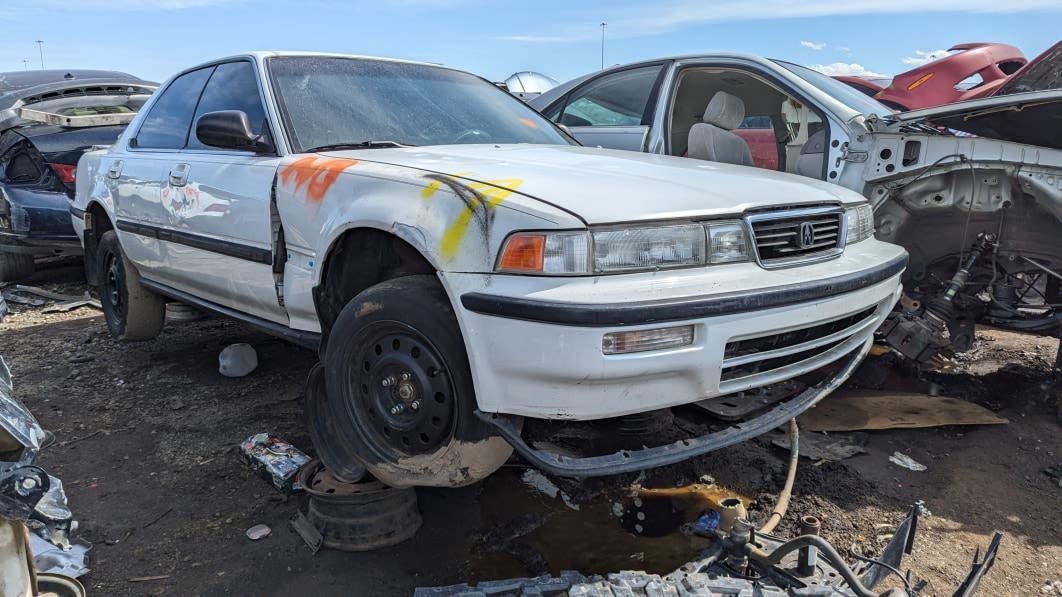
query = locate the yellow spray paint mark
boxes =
[422,174,524,260]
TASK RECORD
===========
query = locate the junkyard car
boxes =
[74,52,906,487]
[531,53,1062,363]
[0,70,156,281]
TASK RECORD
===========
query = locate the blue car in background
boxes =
[0,70,156,281]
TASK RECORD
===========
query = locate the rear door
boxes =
[121,60,286,324]
[541,64,665,151]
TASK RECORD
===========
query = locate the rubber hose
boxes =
[758,417,799,534]
[749,535,879,597]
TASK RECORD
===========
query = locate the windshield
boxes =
[772,60,894,117]
[267,56,574,152]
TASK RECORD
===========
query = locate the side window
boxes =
[555,65,662,127]
[187,61,269,150]
[134,67,214,150]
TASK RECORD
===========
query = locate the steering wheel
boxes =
[453,129,490,143]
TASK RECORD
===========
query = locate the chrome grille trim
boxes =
[745,206,846,269]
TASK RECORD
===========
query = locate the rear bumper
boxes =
[0,187,80,256]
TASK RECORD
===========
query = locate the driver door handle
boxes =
[169,163,190,187]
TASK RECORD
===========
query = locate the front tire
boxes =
[321,275,512,488]
[97,231,165,341]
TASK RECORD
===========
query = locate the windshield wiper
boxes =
[305,140,414,153]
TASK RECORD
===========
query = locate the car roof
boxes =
[0,69,144,95]
[174,51,467,77]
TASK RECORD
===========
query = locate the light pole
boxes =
[600,22,607,70]
[22,60,28,71]
[35,40,44,69]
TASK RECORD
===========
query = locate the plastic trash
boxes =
[246,524,272,541]
[219,343,258,377]
[239,433,310,493]
[692,510,721,536]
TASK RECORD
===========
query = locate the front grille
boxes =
[719,306,879,384]
[748,207,844,266]
[724,307,875,360]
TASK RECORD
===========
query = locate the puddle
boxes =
[468,468,746,580]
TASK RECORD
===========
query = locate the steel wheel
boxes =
[350,323,457,457]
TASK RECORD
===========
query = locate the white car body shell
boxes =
[72,52,906,421]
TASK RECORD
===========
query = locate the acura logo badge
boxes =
[798,222,816,248]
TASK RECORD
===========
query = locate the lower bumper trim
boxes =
[476,336,871,478]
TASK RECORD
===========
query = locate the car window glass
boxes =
[188,61,268,150]
[134,67,213,149]
[268,57,572,151]
[556,66,661,127]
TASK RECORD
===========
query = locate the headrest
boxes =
[702,91,745,130]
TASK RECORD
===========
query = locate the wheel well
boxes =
[316,228,436,345]
[83,202,115,286]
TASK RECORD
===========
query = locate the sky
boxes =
[0,0,1059,85]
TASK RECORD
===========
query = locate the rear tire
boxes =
[97,231,165,341]
[320,275,512,488]
[0,252,34,282]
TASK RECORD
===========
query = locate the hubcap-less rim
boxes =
[348,323,457,458]
[104,252,125,323]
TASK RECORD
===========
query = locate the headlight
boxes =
[592,224,705,273]
[845,204,875,244]
[707,221,751,264]
[497,221,754,275]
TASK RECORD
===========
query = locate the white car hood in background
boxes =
[328,145,859,225]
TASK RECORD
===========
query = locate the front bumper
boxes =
[443,239,906,420]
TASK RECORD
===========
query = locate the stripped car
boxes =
[531,53,1062,364]
[73,52,905,487]
[0,70,156,281]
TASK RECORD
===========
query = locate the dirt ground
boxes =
[2,263,1060,596]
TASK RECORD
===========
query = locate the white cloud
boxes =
[836,45,851,52]
[800,40,827,50]
[901,49,952,65]
[809,62,886,77]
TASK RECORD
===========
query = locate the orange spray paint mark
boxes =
[519,118,539,129]
[279,156,358,202]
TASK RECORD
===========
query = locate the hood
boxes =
[883,88,1062,151]
[331,145,861,225]
[994,40,1062,96]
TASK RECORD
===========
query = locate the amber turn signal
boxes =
[498,234,545,272]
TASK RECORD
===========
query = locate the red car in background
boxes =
[838,42,1027,111]
[831,75,891,98]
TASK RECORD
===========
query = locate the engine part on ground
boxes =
[30,532,91,578]
[797,515,822,576]
[0,520,32,597]
[419,503,1001,597]
[35,572,88,597]
[292,460,421,553]
[759,418,799,535]
[716,497,747,535]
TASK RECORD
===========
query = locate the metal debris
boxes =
[30,533,91,577]
[889,452,928,472]
[0,285,101,312]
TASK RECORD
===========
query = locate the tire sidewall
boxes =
[97,232,130,338]
[321,276,502,485]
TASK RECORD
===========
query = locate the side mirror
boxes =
[195,110,273,153]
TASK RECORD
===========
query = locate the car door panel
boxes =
[567,125,649,152]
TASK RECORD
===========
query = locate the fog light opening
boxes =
[602,325,694,355]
